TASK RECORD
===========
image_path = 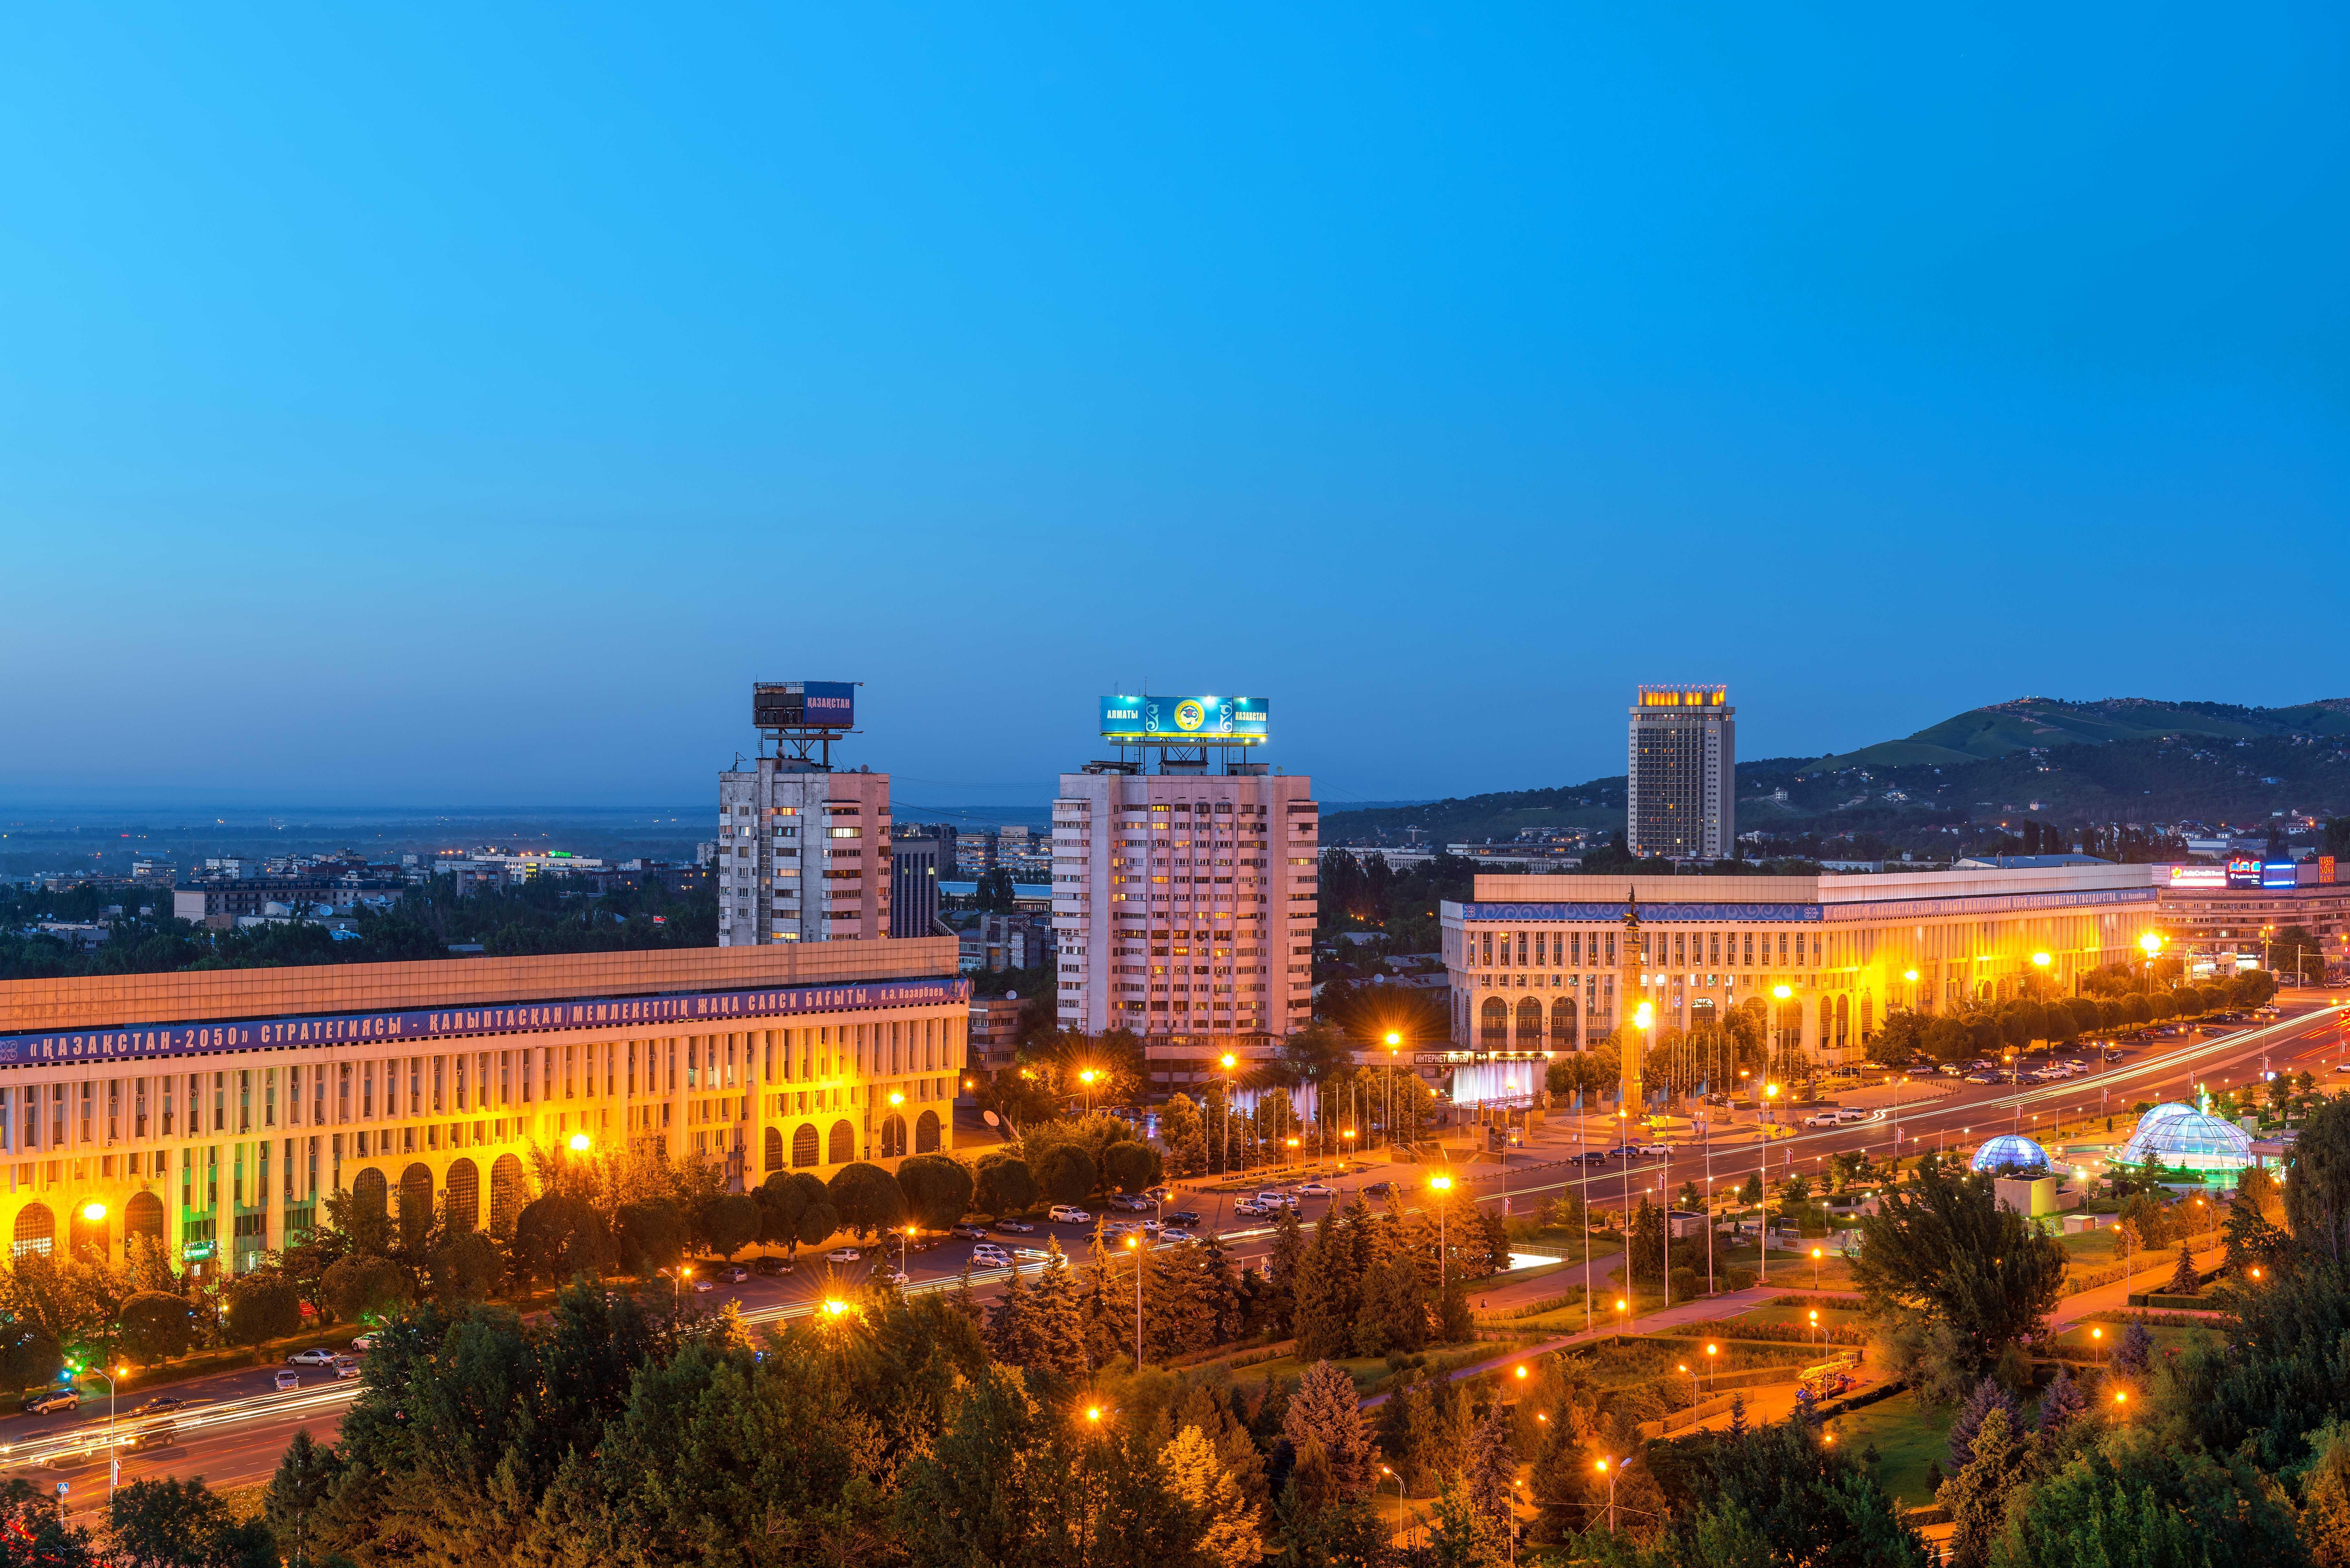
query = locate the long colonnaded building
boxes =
[1444,861,2165,1074]
[0,937,966,1272]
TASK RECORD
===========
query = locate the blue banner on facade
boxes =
[0,975,970,1068]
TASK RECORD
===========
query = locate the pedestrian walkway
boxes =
[2048,1245,2226,1327]
[1360,1284,1780,1410]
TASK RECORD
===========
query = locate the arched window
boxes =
[444,1158,480,1232]
[1515,997,1544,1050]
[352,1167,388,1217]
[1835,995,1850,1050]
[879,1116,907,1159]
[763,1127,784,1172]
[12,1203,52,1260]
[1551,996,1578,1046]
[792,1124,820,1168]
[1480,997,1508,1049]
[1860,992,1874,1037]
[400,1164,435,1229]
[916,1110,942,1153]
[827,1120,855,1165]
[125,1192,164,1243]
[489,1155,528,1232]
[67,1209,106,1263]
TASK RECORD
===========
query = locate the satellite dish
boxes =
[1006,991,1018,1000]
[982,1111,1001,1128]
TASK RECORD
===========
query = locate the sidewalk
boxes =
[1360,1284,1780,1410]
[2049,1245,2227,1327]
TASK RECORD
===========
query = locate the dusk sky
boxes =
[4,7,2346,810]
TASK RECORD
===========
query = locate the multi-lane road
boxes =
[12,995,2339,1505]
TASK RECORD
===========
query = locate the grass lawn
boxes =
[1228,1340,1487,1393]
[2047,1321,2210,1360]
[1828,1390,1954,1511]
[1726,1302,1869,1329]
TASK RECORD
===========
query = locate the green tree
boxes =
[1986,1423,2300,1568]
[1281,1361,1377,1500]
[755,1172,837,1257]
[317,1253,412,1323]
[1850,1162,2066,1374]
[108,1475,275,1568]
[223,1272,303,1347]
[0,1321,61,1390]
[974,1153,1040,1216]
[0,1477,96,1567]
[1159,1094,1209,1179]
[1357,1251,1426,1356]
[1160,1423,1261,1568]
[1645,1417,1926,1567]
[825,1163,906,1239]
[263,1428,340,1568]
[2288,1097,2350,1267]
[426,1231,502,1305]
[1033,1142,1097,1206]
[512,1193,607,1285]
[895,1154,976,1230]
[700,1194,762,1260]
[1102,1140,1156,1195]
[116,1292,194,1366]
[614,1200,689,1278]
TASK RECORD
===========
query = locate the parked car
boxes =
[1833,1109,1872,1124]
[350,1334,378,1353]
[825,1247,862,1263]
[727,1266,750,1283]
[692,1278,715,1293]
[1296,1181,1335,1197]
[1232,1200,1269,1217]
[1165,1210,1204,1227]
[1803,1112,1839,1128]
[1107,1195,1150,1212]
[333,1357,362,1380]
[754,1256,794,1276]
[970,1244,1012,1268]
[274,1371,301,1392]
[1635,1141,1672,1155]
[287,1346,340,1366]
[1158,1227,1194,1243]
[1255,1191,1299,1210]
[874,1268,909,1288]
[995,1218,1036,1234]
[1963,1074,1996,1084]
[949,1223,989,1240]
[1048,1205,1092,1225]
[20,1390,76,1416]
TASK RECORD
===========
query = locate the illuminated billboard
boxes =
[754,682,855,730]
[2167,864,2226,889]
[2262,860,2299,889]
[2227,856,2262,888]
[1098,695,1268,743]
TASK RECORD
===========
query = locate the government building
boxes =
[0,937,966,1273]
[1444,861,2163,1066]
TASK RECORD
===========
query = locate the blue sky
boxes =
[3,6,2346,809]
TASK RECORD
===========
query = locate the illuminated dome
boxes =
[1970,1135,2052,1174]
[2117,1109,2253,1173]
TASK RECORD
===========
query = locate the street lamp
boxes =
[1125,1234,1145,1367]
[1596,1457,1619,1534]
[1079,1069,1098,1118]
[1429,1174,1453,1287]
[1705,1342,1718,1393]
[567,1132,591,1153]
[1220,1054,1239,1177]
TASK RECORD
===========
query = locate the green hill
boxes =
[1811,696,2350,770]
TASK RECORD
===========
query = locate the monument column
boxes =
[1618,891,1644,1121]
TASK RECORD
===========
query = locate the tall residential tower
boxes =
[718,682,891,946]
[1626,686,1735,861]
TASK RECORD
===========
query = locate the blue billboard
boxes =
[753,681,854,729]
[1099,695,1268,743]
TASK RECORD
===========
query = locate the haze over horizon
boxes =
[4,7,2346,807]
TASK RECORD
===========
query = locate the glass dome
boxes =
[2116,1109,2252,1172]
[1971,1134,2052,1174]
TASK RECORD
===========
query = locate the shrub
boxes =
[1032,1144,1096,1206]
[224,1274,303,1347]
[117,1292,195,1365]
[1728,1266,1757,1291]
[1669,1266,1701,1303]
[700,1195,762,1260]
[973,1155,1038,1216]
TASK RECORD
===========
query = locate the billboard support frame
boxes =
[753,681,860,772]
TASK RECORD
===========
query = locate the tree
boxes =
[2167,1241,2200,1297]
[974,1154,1040,1217]
[614,1199,689,1277]
[1987,1422,2301,1568]
[700,1194,762,1260]
[116,1292,194,1366]
[826,1162,907,1239]
[1160,1423,1261,1568]
[1159,1094,1209,1179]
[512,1193,606,1285]
[426,1230,502,1305]
[1850,1162,2066,1374]
[223,1272,303,1347]
[1459,1403,1514,1528]
[0,1321,60,1391]
[1358,1251,1426,1357]
[1941,1405,2026,1568]
[1645,1416,1925,1567]
[1033,1143,1097,1206]
[263,1428,339,1568]
[1282,1361,1376,1501]
[2035,1365,2088,1434]
[1102,1141,1156,1195]
[2111,1319,2153,1381]
[108,1476,275,1568]
[756,1172,837,1257]
[318,1253,412,1323]
[896,1154,976,1230]
[1948,1378,2022,1472]
[2288,1098,2350,1267]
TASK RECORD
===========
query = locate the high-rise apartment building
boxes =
[890,835,946,938]
[718,682,889,946]
[1051,695,1317,1084]
[1626,686,1735,861]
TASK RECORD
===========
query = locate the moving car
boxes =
[20,1390,76,1416]
[129,1396,189,1418]
[126,1422,176,1453]
[692,1278,715,1292]
[1803,1112,1840,1128]
[1232,1200,1269,1217]
[970,1244,1012,1268]
[1165,1210,1204,1227]
[1158,1227,1194,1243]
[275,1371,301,1392]
[825,1247,862,1263]
[1636,1141,1672,1156]
[1832,1109,1872,1125]
[287,1346,340,1366]
[1048,1205,1093,1225]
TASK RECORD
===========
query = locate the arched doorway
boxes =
[1515,997,1543,1050]
[1834,995,1850,1052]
[1551,996,1578,1049]
[125,1192,164,1245]
[916,1110,941,1153]
[400,1164,434,1231]
[352,1167,388,1217]
[763,1127,784,1172]
[1480,997,1507,1049]
[444,1158,480,1231]
[11,1204,51,1260]
[826,1120,855,1165]
[792,1125,819,1168]
[489,1155,528,1231]
[879,1116,907,1158]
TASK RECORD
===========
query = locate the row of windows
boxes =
[1474,929,1821,969]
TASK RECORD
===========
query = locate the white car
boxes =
[1803,1112,1839,1128]
[1048,1205,1092,1225]
[1232,1200,1269,1217]
[274,1371,300,1392]
[1832,1109,1872,1124]
[1296,1181,1335,1197]
[874,1268,909,1288]
[286,1347,339,1366]
[825,1247,862,1263]
[970,1244,1012,1267]
[1636,1142,1672,1156]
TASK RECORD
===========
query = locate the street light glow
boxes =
[1634,1001,1653,1029]
[568,1133,591,1152]
[1772,984,1792,1000]
[2032,952,2051,967]
[80,1202,104,1223]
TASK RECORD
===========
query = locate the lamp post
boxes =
[567,1131,591,1154]
[1079,1069,1098,1119]
[1596,1457,1619,1534]
[1758,1089,1777,1286]
[1705,1341,1717,1394]
[1385,1032,1403,1152]
[1125,1234,1144,1367]
[1220,1054,1238,1178]
[888,1089,905,1156]
[1430,1174,1453,1287]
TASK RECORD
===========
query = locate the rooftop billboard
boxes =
[754,681,855,730]
[1098,695,1268,744]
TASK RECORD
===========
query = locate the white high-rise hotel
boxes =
[1052,696,1319,1084]
[1627,685,1735,861]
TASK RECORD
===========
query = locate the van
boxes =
[1256,1191,1298,1210]
[1048,1204,1092,1225]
